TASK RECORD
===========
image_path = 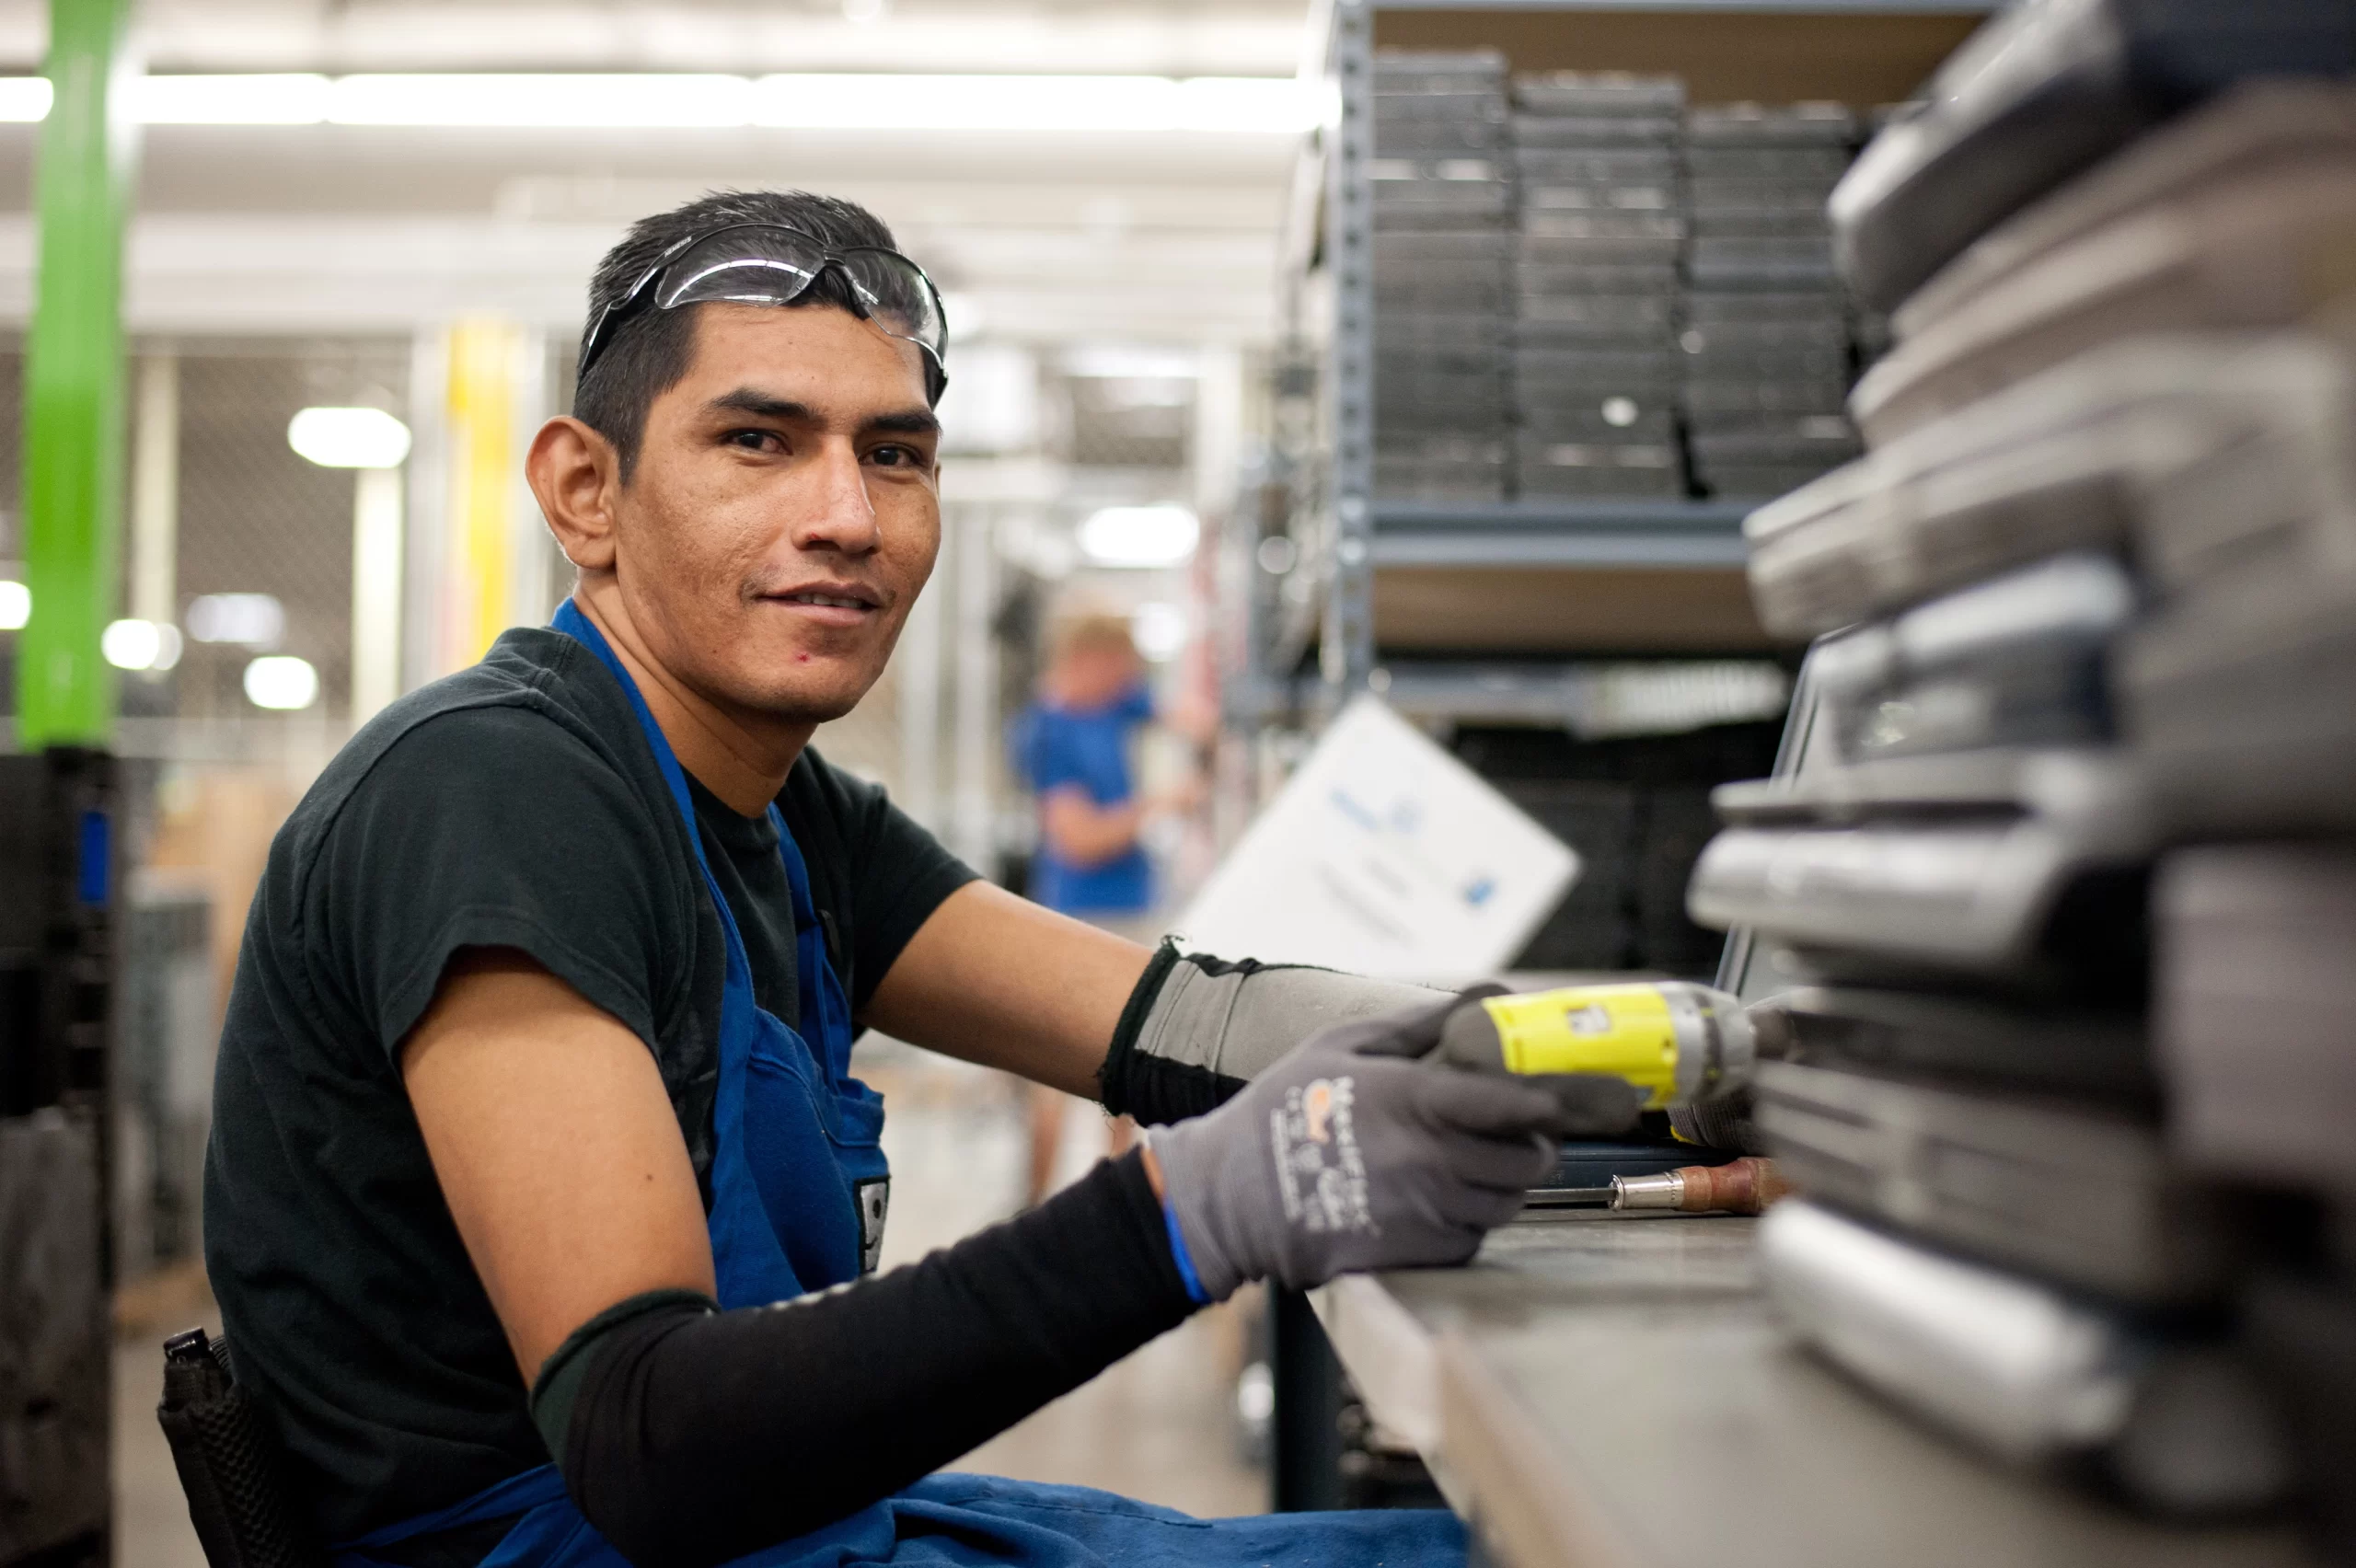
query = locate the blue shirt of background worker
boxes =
[1022,677,1155,915]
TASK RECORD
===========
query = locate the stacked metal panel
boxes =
[1680,102,1863,501]
[1692,61,2356,1539]
[1370,51,1512,502]
[1508,72,1686,500]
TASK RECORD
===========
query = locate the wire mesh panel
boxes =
[1056,374,1195,471]
[171,340,410,723]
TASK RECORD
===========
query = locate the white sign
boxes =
[1177,697,1578,983]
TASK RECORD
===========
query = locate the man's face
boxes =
[1055,642,1142,709]
[611,302,941,728]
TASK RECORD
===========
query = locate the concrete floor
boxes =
[115,1043,1263,1562]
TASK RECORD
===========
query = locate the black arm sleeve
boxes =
[1097,942,1244,1124]
[535,1151,1195,1568]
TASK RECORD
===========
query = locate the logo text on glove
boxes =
[1269,1075,1373,1236]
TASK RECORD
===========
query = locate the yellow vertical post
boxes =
[443,317,520,669]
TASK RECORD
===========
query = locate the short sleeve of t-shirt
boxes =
[1024,710,1090,796]
[308,702,693,1062]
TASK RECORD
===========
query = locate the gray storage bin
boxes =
[2119,557,2356,838]
[1517,464,1686,500]
[1688,755,2154,981]
[1685,287,1843,324]
[1683,375,1849,416]
[1512,112,1680,148]
[2157,845,2356,1199]
[1519,402,1676,442]
[1761,1200,2291,1515]
[1513,147,1680,183]
[1516,260,1680,295]
[1687,100,1856,147]
[1853,156,2356,446]
[1686,144,1852,182]
[1523,180,1681,214]
[1513,72,1684,118]
[1755,1066,2235,1307]
[1773,984,2154,1104]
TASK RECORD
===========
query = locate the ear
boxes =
[528,416,623,573]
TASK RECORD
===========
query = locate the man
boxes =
[1015,609,1165,1202]
[205,190,1640,1568]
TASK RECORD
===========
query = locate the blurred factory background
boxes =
[0,5,1312,1558]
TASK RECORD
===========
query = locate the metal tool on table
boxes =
[1528,1155,1789,1215]
[1437,981,1797,1214]
[1438,979,1789,1108]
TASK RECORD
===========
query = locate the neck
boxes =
[572,576,814,816]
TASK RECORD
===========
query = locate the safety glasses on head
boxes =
[578,223,950,401]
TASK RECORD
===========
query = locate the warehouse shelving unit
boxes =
[1241,0,1993,712]
[1247,0,1999,1516]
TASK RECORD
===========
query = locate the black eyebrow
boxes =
[710,389,816,421]
[708,389,938,440]
[868,409,941,438]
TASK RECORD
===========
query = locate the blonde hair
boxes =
[1049,612,1138,664]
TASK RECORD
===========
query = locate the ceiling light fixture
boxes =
[0,73,1315,134]
[329,74,756,128]
[244,655,320,711]
[187,593,286,649]
[1078,505,1199,569]
[288,407,413,468]
[102,618,184,672]
[137,73,332,123]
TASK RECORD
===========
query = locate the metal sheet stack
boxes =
[1684,4,2356,1539]
[1370,50,1512,502]
[1680,102,1863,501]
[1508,71,1686,500]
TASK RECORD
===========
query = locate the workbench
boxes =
[1308,1210,2317,1568]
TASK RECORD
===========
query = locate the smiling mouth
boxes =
[774,589,881,611]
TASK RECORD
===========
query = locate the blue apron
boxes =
[335,599,1466,1568]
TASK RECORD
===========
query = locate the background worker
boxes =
[1013,610,1181,1204]
[204,189,1645,1568]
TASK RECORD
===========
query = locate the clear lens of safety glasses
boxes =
[580,223,949,397]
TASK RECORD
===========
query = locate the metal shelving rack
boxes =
[1238,0,1996,723]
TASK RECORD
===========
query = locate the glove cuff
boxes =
[1144,1124,1245,1303]
[1158,1195,1213,1306]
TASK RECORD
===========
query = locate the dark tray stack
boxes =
[1370,50,1513,502]
[1507,71,1687,500]
[1686,2,2356,1541]
[1680,102,1863,501]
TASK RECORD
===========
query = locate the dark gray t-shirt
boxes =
[203,627,976,1544]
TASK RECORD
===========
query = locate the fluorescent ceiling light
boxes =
[752,74,1313,133]
[0,73,1312,133]
[103,618,183,672]
[245,655,320,711]
[135,74,330,123]
[289,406,412,468]
[1130,601,1188,662]
[1078,504,1199,569]
[0,579,28,629]
[329,74,756,128]
[0,77,51,121]
[187,593,285,649]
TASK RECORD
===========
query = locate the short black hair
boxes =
[573,189,904,479]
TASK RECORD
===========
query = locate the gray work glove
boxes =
[1146,995,1645,1302]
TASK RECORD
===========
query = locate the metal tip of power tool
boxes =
[1521,1185,1614,1208]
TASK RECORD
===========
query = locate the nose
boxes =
[791,436,882,556]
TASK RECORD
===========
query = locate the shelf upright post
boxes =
[1321,0,1378,700]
